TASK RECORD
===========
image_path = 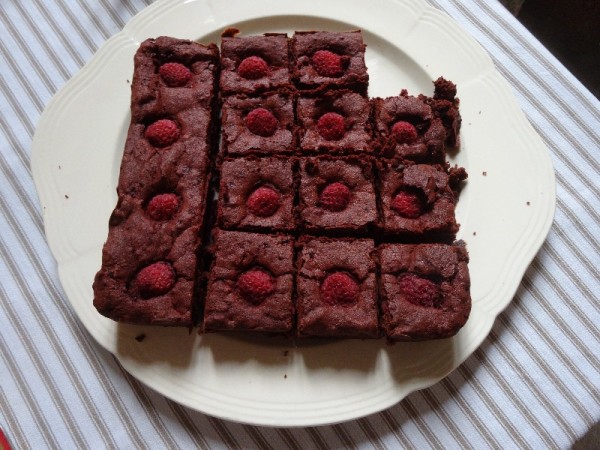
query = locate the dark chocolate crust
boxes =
[379,243,471,340]
[204,230,294,333]
[93,37,219,326]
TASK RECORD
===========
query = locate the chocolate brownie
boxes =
[379,242,471,340]
[296,238,378,338]
[373,90,446,163]
[421,77,462,149]
[221,92,295,156]
[93,37,219,326]
[204,231,294,333]
[220,31,291,96]
[299,157,377,233]
[292,30,369,93]
[378,161,464,239]
[297,91,371,155]
[218,156,295,231]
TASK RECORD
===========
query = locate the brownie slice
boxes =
[296,238,378,338]
[218,156,295,232]
[420,77,462,149]
[373,90,446,163]
[292,30,369,93]
[204,231,294,333]
[299,156,377,233]
[378,161,465,239]
[379,242,471,340]
[221,92,295,156]
[297,91,371,155]
[93,37,219,326]
[220,31,291,96]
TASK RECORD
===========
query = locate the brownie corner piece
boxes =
[378,242,471,341]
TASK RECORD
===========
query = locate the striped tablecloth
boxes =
[1,0,599,448]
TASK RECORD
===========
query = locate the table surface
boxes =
[1,0,599,449]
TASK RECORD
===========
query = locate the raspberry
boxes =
[136,262,175,297]
[246,108,278,137]
[320,272,359,305]
[145,119,180,147]
[317,112,345,140]
[391,191,423,218]
[238,56,269,79]
[319,182,351,212]
[159,62,192,87]
[247,186,281,217]
[237,269,275,304]
[391,121,418,144]
[399,274,440,308]
[146,193,179,221]
[311,50,343,77]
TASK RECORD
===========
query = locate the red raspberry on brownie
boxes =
[246,186,281,217]
[399,274,440,308]
[319,182,351,212]
[321,272,359,305]
[237,269,275,304]
[317,112,345,140]
[391,191,423,218]
[391,121,418,144]
[246,108,278,137]
[159,62,192,87]
[311,50,343,77]
[145,119,180,147]
[237,56,269,80]
[136,262,175,297]
[146,193,179,221]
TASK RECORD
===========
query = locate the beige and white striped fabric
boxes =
[1,0,599,448]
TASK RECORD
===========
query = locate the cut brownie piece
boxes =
[296,238,378,338]
[373,90,446,163]
[204,231,295,333]
[220,31,291,96]
[221,92,295,156]
[420,77,462,149]
[299,156,376,233]
[93,37,219,326]
[292,30,369,93]
[218,156,295,232]
[379,242,471,340]
[297,91,371,155]
[378,161,464,239]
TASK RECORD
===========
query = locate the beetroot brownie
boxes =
[218,156,295,232]
[373,90,446,163]
[379,242,471,340]
[93,37,219,326]
[220,31,291,96]
[221,92,295,156]
[378,160,465,239]
[204,231,294,333]
[292,30,369,93]
[296,238,379,338]
[299,157,377,233]
[297,91,371,155]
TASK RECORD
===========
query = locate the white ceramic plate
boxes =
[31,0,555,427]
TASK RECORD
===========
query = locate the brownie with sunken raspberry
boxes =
[220,30,291,96]
[93,37,219,326]
[299,156,376,233]
[297,91,371,155]
[378,160,466,239]
[419,77,462,149]
[218,156,295,232]
[379,242,471,341]
[221,92,295,156]
[292,30,369,93]
[373,90,447,163]
[203,230,294,333]
[296,238,378,338]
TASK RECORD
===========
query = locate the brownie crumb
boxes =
[64,195,69,199]
[135,333,146,342]
[284,374,287,379]
[473,232,477,236]
[482,171,487,176]
[527,201,531,206]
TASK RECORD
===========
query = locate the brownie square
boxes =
[297,91,371,155]
[378,161,462,238]
[420,77,462,149]
[221,93,295,156]
[296,238,378,338]
[373,91,446,163]
[292,31,369,93]
[379,243,471,341]
[220,33,291,96]
[299,157,376,232]
[218,157,295,231]
[204,231,294,333]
